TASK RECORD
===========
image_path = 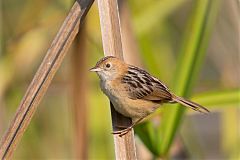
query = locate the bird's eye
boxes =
[106,63,111,68]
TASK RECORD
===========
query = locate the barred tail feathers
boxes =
[171,94,209,113]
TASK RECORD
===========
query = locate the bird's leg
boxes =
[115,124,129,129]
[112,118,144,137]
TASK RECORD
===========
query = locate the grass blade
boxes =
[192,89,240,108]
[158,0,221,156]
[135,122,159,155]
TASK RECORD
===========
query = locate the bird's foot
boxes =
[112,127,133,137]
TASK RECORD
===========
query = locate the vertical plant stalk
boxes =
[118,0,142,67]
[159,0,221,156]
[71,23,88,159]
[0,0,94,159]
[0,99,6,136]
[97,0,137,159]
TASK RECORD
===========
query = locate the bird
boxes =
[90,56,209,136]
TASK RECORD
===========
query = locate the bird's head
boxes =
[90,56,127,81]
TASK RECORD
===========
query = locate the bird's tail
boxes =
[171,94,209,113]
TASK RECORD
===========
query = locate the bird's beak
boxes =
[89,66,102,72]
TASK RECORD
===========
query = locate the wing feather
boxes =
[122,66,172,102]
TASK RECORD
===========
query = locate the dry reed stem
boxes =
[0,0,94,159]
[71,23,88,159]
[97,0,137,159]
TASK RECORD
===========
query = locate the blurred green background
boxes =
[0,0,239,159]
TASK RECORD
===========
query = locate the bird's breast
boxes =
[100,80,130,113]
[100,80,123,102]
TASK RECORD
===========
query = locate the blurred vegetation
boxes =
[0,0,239,159]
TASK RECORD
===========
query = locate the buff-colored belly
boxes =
[101,84,159,119]
[100,80,159,120]
[113,97,159,120]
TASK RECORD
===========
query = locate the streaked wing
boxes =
[122,66,172,102]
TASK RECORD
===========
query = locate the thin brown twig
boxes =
[71,23,88,159]
[0,0,94,159]
[97,0,137,159]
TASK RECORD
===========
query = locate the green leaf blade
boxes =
[159,0,221,156]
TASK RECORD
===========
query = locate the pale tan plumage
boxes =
[90,56,209,136]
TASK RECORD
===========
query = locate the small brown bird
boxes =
[90,56,209,136]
